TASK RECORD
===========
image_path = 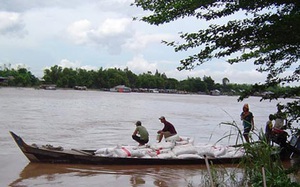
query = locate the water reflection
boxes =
[130,175,146,186]
[10,163,217,187]
[9,163,247,187]
[6,149,300,186]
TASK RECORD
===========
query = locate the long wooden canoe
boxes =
[10,131,245,165]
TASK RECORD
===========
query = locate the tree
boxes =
[0,65,39,87]
[222,78,230,86]
[194,77,207,92]
[165,78,179,89]
[125,67,139,88]
[133,0,300,123]
[203,76,215,91]
[43,65,63,84]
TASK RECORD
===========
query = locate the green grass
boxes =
[194,121,300,187]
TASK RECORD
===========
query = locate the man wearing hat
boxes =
[157,116,177,143]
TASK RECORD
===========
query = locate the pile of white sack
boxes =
[94,135,245,159]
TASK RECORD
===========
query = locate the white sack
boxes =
[172,144,198,156]
[150,142,175,150]
[113,147,145,158]
[221,146,245,158]
[196,144,226,158]
[165,134,180,142]
[210,145,227,157]
[156,152,176,159]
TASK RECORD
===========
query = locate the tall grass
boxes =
[198,121,300,187]
[241,141,297,186]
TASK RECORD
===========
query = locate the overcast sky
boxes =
[0,0,278,84]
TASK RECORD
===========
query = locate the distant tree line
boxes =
[0,64,298,96]
[0,65,39,87]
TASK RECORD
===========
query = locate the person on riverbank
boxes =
[240,104,254,143]
[132,121,149,146]
[157,116,177,143]
[273,104,287,130]
[265,114,274,144]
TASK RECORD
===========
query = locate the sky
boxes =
[0,0,291,85]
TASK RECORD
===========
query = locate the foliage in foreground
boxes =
[242,141,299,187]
[199,121,300,187]
[132,0,300,126]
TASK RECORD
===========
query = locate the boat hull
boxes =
[10,131,242,165]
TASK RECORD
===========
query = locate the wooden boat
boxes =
[10,131,244,165]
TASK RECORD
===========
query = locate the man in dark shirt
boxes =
[157,116,177,143]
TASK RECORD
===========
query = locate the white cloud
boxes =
[67,18,132,54]
[0,63,28,70]
[162,59,268,84]
[67,18,132,44]
[59,59,81,68]
[213,69,266,84]
[44,59,98,72]
[126,55,158,74]
[98,18,131,35]
[0,11,27,37]
[0,0,136,13]
[123,32,174,52]
[67,19,92,45]
[80,65,98,71]
[0,0,94,12]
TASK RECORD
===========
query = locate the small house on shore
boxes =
[39,84,57,90]
[110,85,131,93]
[74,86,87,90]
[210,89,221,96]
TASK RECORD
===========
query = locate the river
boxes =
[0,87,296,186]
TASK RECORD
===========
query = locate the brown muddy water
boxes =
[0,87,297,186]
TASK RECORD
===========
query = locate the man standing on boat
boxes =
[240,104,254,143]
[132,121,149,146]
[157,116,177,143]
